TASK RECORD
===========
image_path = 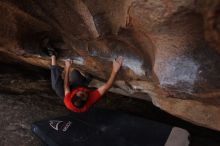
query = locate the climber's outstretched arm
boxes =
[64,60,72,95]
[98,56,123,96]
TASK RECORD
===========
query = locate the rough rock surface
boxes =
[1,64,220,146]
[0,0,220,131]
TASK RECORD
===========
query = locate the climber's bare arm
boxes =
[64,60,72,95]
[98,56,123,96]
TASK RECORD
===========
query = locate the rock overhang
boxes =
[0,0,220,131]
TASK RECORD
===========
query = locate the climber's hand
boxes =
[97,56,123,96]
[113,56,123,73]
[65,59,72,68]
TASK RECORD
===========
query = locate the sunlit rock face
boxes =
[0,0,220,131]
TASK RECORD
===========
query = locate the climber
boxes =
[48,47,123,113]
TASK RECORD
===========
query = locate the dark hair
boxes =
[71,94,87,108]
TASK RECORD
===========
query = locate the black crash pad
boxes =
[32,108,173,146]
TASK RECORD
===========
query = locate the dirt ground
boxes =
[0,92,220,146]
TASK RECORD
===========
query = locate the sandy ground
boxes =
[0,92,220,146]
[0,94,67,146]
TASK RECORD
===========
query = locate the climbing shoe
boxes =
[41,36,60,57]
[46,47,58,57]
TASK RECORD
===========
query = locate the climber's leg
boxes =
[51,55,64,99]
[51,55,57,66]
[69,69,92,89]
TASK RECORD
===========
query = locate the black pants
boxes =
[51,65,91,99]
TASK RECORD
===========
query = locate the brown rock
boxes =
[0,0,220,131]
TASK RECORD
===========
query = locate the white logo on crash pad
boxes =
[63,121,72,132]
[49,120,63,131]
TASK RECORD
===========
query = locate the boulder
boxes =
[0,0,219,131]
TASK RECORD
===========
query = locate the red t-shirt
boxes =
[64,87,101,113]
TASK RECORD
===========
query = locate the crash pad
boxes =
[32,108,173,146]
